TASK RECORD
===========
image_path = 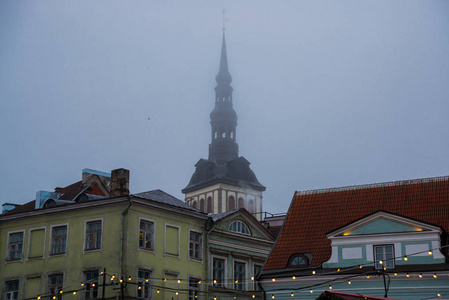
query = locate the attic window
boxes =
[288,254,309,268]
[229,221,250,235]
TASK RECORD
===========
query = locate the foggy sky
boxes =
[1,1,448,214]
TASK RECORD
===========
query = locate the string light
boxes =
[92,283,96,287]
[348,280,351,284]
[272,295,275,299]
[337,268,340,272]
[251,276,254,281]
[419,273,423,278]
[309,289,313,293]
[379,260,383,265]
[292,276,296,280]
[213,280,217,284]
[59,290,63,294]
[404,256,408,261]
[119,279,123,283]
[434,274,438,278]
[235,280,238,283]
[429,250,433,255]
[406,273,410,278]
[53,297,56,300]
[291,292,294,297]
[73,292,76,295]
[176,292,179,295]
[145,279,149,282]
[198,280,201,284]
[438,294,441,297]
[37,296,41,300]
[272,278,276,282]
[329,285,332,290]
[394,273,397,276]
[253,295,256,298]
[157,289,160,294]
[128,277,132,281]
[312,270,316,275]
[366,275,370,279]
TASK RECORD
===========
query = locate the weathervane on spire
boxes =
[222,9,229,30]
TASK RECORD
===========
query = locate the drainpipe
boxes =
[120,196,132,295]
[205,217,216,293]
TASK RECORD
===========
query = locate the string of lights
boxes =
[26,245,449,299]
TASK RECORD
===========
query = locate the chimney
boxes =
[111,168,130,197]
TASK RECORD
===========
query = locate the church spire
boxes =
[208,31,238,163]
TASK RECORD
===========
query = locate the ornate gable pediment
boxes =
[328,211,442,238]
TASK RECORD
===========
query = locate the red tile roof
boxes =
[264,176,449,270]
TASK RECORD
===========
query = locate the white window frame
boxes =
[138,218,156,253]
[233,259,247,291]
[83,218,103,253]
[211,255,227,288]
[4,279,20,300]
[137,267,153,299]
[49,223,69,257]
[188,276,202,300]
[374,244,395,269]
[47,272,64,300]
[6,230,25,262]
[82,268,100,299]
[164,224,180,258]
[27,227,46,261]
[229,220,251,236]
[188,230,203,262]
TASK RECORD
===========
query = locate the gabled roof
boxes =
[264,175,449,270]
[134,189,202,213]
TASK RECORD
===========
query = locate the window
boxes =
[228,196,235,211]
[189,277,201,300]
[85,220,102,250]
[48,274,63,300]
[288,254,309,268]
[51,226,67,255]
[137,269,152,299]
[229,221,250,235]
[207,197,213,213]
[254,265,262,290]
[8,232,24,261]
[5,280,19,300]
[248,199,255,214]
[189,231,202,260]
[234,262,245,290]
[374,245,395,269]
[139,220,154,251]
[84,271,99,299]
[238,197,244,209]
[200,199,205,212]
[213,258,225,287]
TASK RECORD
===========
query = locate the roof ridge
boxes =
[296,175,449,196]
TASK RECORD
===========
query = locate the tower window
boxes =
[230,131,234,139]
[238,197,245,209]
[200,199,205,212]
[228,196,235,211]
[221,132,226,138]
[248,200,255,214]
[207,197,213,214]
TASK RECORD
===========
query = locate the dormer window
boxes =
[229,221,250,235]
[288,254,309,268]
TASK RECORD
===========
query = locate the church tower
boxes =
[182,31,265,220]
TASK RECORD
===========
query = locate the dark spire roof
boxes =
[215,31,232,86]
[183,31,265,194]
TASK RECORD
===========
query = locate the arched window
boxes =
[229,196,235,211]
[207,197,213,214]
[192,201,198,209]
[238,197,245,209]
[200,199,205,212]
[248,200,255,214]
[229,221,250,235]
[288,254,309,268]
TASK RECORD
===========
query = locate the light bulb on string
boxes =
[434,274,438,278]
[404,256,408,261]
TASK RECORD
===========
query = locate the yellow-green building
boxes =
[1,168,208,300]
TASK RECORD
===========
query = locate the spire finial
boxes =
[222,9,228,31]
